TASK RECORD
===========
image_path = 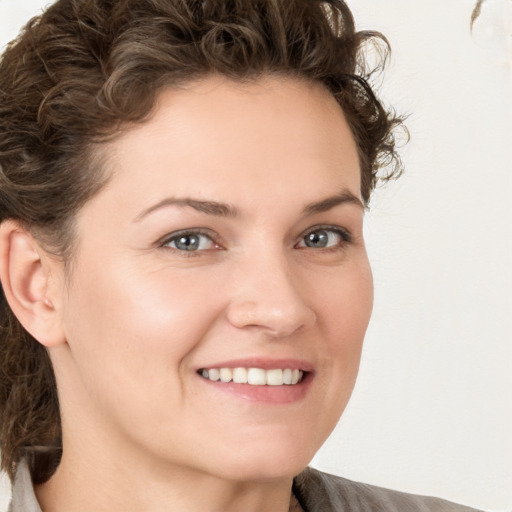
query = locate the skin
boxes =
[3,75,373,512]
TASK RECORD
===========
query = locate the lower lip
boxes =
[198,373,313,404]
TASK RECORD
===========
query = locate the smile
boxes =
[199,368,305,386]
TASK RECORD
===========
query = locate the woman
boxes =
[0,1,483,511]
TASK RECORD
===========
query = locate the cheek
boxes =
[61,259,224,391]
[297,261,373,450]
[317,259,373,346]
[315,260,373,397]
[58,261,227,437]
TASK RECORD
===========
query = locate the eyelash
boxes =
[298,225,353,252]
[158,229,219,256]
[158,225,353,257]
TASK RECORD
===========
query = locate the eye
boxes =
[297,227,351,250]
[161,231,218,252]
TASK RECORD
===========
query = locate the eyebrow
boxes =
[134,188,363,223]
[302,189,364,215]
[134,198,238,222]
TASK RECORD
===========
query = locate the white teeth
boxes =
[266,369,283,386]
[233,367,248,384]
[219,368,232,383]
[247,368,266,385]
[208,368,220,381]
[200,367,305,386]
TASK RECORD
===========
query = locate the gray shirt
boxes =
[9,459,482,512]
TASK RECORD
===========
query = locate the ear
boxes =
[0,220,66,347]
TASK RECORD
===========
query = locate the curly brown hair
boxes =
[0,0,405,482]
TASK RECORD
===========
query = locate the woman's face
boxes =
[50,76,373,481]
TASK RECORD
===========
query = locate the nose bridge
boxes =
[226,242,316,337]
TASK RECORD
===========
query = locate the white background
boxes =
[0,1,511,511]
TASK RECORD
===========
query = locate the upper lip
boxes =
[197,358,314,372]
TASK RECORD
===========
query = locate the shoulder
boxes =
[293,467,483,512]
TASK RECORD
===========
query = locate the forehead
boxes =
[83,75,361,222]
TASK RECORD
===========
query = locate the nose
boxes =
[226,250,317,338]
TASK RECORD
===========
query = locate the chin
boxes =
[208,438,318,483]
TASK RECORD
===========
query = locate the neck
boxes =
[35,443,297,512]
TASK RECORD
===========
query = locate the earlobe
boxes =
[0,220,66,347]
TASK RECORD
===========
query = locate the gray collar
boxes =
[8,458,42,512]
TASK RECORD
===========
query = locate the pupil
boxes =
[177,235,199,251]
[306,231,328,248]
